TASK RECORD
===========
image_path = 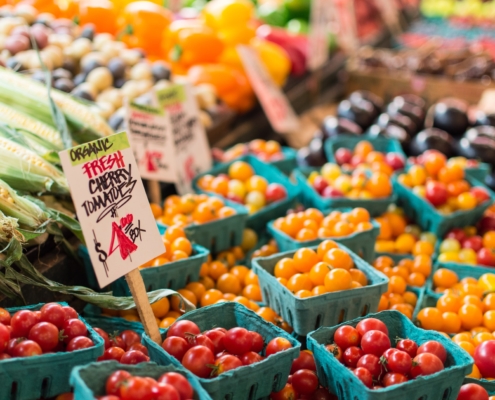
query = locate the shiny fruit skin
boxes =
[181,346,215,378]
[360,330,391,356]
[474,340,495,378]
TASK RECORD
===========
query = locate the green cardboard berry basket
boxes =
[374,252,414,264]
[307,310,473,400]
[156,197,249,253]
[251,243,389,336]
[465,163,491,183]
[83,304,150,333]
[192,155,300,231]
[325,136,406,167]
[393,174,495,239]
[70,360,212,400]
[0,302,104,400]
[266,210,380,263]
[142,302,300,400]
[293,167,397,217]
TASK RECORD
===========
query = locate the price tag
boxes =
[155,83,212,195]
[373,0,401,35]
[332,0,359,54]
[59,132,165,288]
[237,45,300,134]
[308,0,331,70]
[125,100,177,183]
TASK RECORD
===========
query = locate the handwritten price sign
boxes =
[155,83,212,195]
[237,45,300,134]
[308,0,331,70]
[125,101,177,183]
[59,132,165,288]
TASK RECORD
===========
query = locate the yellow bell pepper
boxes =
[249,37,291,87]
[203,0,254,30]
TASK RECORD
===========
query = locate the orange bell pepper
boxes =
[203,0,254,30]
[118,1,173,58]
[163,21,224,68]
[79,0,118,34]
[188,64,254,113]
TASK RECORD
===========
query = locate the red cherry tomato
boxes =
[66,336,94,352]
[40,303,66,329]
[28,322,59,352]
[186,334,215,354]
[457,383,489,400]
[396,339,418,358]
[356,354,383,380]
[120,350,150,364]
[62,319,87,344]
[151,382,180,400]
[0,353,11,360]
[311,388,337,400]
[240,351,263,365]
[266,337,292,356]
[343,346,364,368]
[106,370,131,396]
[0,308,11,325]
[167,321,200,340]
[291,350,316,373]
[250,331,264,353]
[417,341,446,364]
[356,318,388,337]
[292,369,318,394]
[212,354,243,376]
[334,325,361,350]
[101,346,126,362]
[162,337,189,362]
[360,330,391,356]
[94,327,111,349]
[223,328,253,356]
[386,350,412,375]
[474,340,495,379]
[353,367,373,388]
[158,372,193,400]
[0,323,10,353]
[382,372,408,387]
[128,343,149,356]
[6,338,24,356]
[110,335,126,349]
[270,383,297,400]
[11,310,38,338]
[119,330,141,350]
[119,376,154,400]
[12,340,42,357]
[410,353,444,378]
[204,329,225,354]
[62,306,78,321]
[181,345,215,378]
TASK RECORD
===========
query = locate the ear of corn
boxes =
[0,67,114,143]
[0,179,47,229]
[0,136,68,194]
[0,210,23,243]
[0,103,63,150]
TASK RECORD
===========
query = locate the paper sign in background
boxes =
[59,132,165,288]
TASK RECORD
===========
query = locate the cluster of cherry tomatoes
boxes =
[270,350,335,400]
[0,303,93,359]
[438,227,495,266]
[333,141,405,172]
[374,207,437,255]
[140,225,193,269]
[273,207,373,242]
[161,319,292,378]
[273,241,368,298]
[308,163,393,199]
[93,327,150,365]
[197,161,288,214]
[398,151,491,214]
[327,318,448,389]
[103,369,197,400]
[153,194,237,227]
[213,139,286,164]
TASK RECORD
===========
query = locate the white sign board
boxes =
[308,0,331,70]
[125,100,177,183]
[155,83,212,195]
[237,45,300,134]
[59,132,165,288]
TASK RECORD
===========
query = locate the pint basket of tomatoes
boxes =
[267,207,380,262]
[193,155,300,231]
[142,302,300,400]
[157,194,249,254]
[251,242,389,336]
[394,158,494,238]
[307,311,473,400]
[0,302,104,400]
[70,360,212,400]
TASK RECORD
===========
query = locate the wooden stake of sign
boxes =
[332,0,359,55]
[125,269,162,344]
[147,180,162,205]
